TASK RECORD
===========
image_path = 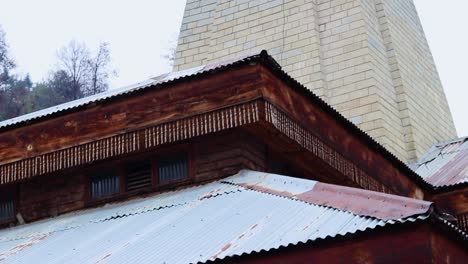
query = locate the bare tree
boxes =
[54,40,116,100]
[0,26,15,88]
[162,34,178,69]
[56,40,90,100]
[85,42,116,96]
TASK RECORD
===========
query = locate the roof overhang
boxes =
[0,51,463,195]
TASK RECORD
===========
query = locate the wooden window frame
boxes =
[85,143,193,206]
[152,144,193,188]
[87,164,123,203]
[0,185,17,226]
[266,148,304,178]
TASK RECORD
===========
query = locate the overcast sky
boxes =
[0,0,467,137]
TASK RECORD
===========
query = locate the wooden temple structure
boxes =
[0,51,466,263]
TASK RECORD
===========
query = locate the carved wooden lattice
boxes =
[264,101,392,194]
[1,99,394,193]
[457,213,468,232]
[144,102,259,148]
[0,101,260,184]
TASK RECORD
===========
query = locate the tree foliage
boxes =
[0,26,15,88]
[0,27,117,122]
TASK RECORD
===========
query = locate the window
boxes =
[268,154,303,178]
[158,153,188,184]
[88,149,190,202]
[91,169,120,199]
[0,197,14,221]
[125,161,152,191]
[269,159,287,175]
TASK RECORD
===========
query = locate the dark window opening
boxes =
[269,159,287,175]
[91,170,120,199]
[0,198,14,221]
[158,153,188,184]
[88,149,190,203]
[126,161,152,191]
[268,156,303,178]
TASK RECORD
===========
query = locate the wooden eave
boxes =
[0,51,461,198]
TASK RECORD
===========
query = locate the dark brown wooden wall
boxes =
[433,189,468,231]
[13,129,267,224]
[18,173,86,222]
[0,66,263,165]
[193,130,267,182]
[1,63,427,198]
[433,189,468,216]
[3,61,466,228]
[258,68,424,199]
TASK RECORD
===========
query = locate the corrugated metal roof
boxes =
[412,137,468,187]
[226,171,432,221]
[0,170,433,264]
[0,50,443,192]
[0,53,251,130]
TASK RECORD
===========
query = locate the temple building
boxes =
[0,52,465,263]
[174,0,457,163]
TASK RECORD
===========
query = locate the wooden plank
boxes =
[0,66,263,165]
[258,67,424,198]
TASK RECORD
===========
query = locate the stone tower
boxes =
[174,0,457,163]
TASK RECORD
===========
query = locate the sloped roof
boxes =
[412,137,468,187]
[0,50,446,192]
[0,170,438,264]
[0,54,251,131]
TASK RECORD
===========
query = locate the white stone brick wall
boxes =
[375,0,456,162]
[174,0,457,163]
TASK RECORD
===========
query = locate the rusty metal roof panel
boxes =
[412,137,468,187]
[226,171,432,221]
[0,170,433,263]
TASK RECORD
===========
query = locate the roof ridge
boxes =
[224,170,433,221]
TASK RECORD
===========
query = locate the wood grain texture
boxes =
[12,129,267,223]
[0,66,263,165]
[258,67,424,198]
[0,63,430,198]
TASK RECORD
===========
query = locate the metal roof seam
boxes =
[94,189,242,223]
[412,136,468,188]
[93,200,193,223]
[224,180,432,223]
[198,217,391,264]
[0,170,457,263]
[198,215,430,264]
[0,224,82,244]
[0,188,242,243]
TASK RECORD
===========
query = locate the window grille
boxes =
[158,154,188,184]
[0,199,14,221]
[126,162,152,191]
[91,170,120,199]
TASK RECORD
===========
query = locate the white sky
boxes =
[0,0,467,137]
